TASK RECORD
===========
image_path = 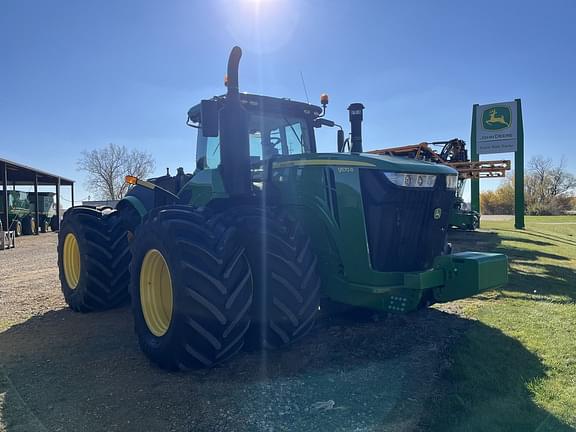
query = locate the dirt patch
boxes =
[0,234,66,329]
[1,234,471,432]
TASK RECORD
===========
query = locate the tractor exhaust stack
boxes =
[348,103,365,153]
[219,46,251,196]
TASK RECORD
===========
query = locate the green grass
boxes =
[422,216,576,432]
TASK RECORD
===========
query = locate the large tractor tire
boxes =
[218,206,321,350]
[129,206,253,370]
[57,207,131,312]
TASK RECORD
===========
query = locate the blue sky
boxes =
[1,0,575,203]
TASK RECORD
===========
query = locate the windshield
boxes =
[196,113,313,169]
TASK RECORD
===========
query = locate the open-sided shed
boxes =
[1,157,75,233]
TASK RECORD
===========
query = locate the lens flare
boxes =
[221,0,300,54]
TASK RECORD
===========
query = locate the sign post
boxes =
[514,99,525,229]
[470,105,480,217]
[471,99,524,229]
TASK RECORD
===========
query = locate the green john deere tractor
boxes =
[0,190,36,236]
[28,192,58,233]
[57,47,508,370]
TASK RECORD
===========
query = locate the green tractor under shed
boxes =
[0,190,35,236]
[28,192,58,233]
[0,191,57,235]
[57,47,508,370]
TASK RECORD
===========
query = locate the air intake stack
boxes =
[348,103,365,153]
[219,46,251,196]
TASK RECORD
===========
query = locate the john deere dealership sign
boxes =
[475,101,517,154]
[470,98,525,229]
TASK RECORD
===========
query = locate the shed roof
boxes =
[1,157,74,186]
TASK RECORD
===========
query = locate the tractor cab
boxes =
[188,94,323,171]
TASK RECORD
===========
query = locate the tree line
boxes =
[481,156,576,215]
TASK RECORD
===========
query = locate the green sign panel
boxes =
[475,101,517,154]
[481,106,512,130]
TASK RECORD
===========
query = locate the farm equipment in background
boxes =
[57,46,508,371]
[369,140,511,230]
[0,190,35,236]
[0,190,58,235]
[28,192,58,232]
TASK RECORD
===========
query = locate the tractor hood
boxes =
[272,152,458,175]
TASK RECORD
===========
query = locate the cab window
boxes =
[198,115,311,169]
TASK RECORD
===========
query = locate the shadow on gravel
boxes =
[0,304,571,432]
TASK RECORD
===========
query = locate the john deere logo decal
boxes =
[433,208,442,220]
[482,106,511,130]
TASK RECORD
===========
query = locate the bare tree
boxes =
[78,143,155,200]
[525,156,576,215]
[481,156,576,215]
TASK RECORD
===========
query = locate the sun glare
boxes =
[241,0,279,13]
[222,0,300,54]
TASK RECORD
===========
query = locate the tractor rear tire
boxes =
[217,206,321,350]
[57,207,131,312]
[129,206,253,370]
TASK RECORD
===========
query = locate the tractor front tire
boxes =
[129,206,253,370]
[14,220,22,237]
[22,215,36,235]
[471,215,480,231]
[50,215,59,232]
[219,206,321,350]
[40,217,49,233]
[57,207,131,312]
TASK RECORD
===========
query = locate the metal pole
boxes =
[470,104,480,219]
[514,99,525,229]
[71,183,75,207]
[56,177,61,231]
[1,162,8,231]
[34,174,39,235]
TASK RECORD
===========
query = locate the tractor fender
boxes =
[116,188,153,233]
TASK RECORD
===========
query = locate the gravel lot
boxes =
[0,234,471,432]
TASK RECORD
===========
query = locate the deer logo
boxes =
[482,106,512,130]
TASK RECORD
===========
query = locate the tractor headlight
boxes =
[446,174,458,190]
[384,172,437,188]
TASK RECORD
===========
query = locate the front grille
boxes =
[359,169,455,272]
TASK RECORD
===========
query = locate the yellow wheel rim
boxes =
[63,233,81,289]
[140,249,173,337]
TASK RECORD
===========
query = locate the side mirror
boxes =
[337,129,345,152]
[313,118,335,128]
[201,99,219,137]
